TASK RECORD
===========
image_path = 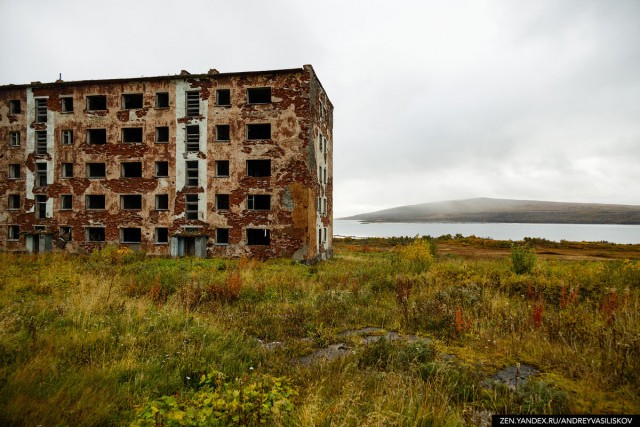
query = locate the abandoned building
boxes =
[0,65,333,260]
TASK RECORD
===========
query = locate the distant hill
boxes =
[340,198,640,224]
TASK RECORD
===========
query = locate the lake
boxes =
[333,220,640,244]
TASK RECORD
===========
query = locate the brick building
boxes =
[0,65,333,261]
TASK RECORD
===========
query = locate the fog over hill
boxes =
[340,198,640,224]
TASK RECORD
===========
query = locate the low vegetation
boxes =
[0,237,639,425]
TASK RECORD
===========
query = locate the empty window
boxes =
[186,161,199,186]
[35,195,47,219]
[35,163,47,187]
[247,87,271,104]
[216,228,229,245]
[155,194,169,210]
[62,163,73,178]
[186,125,199,152]
[8,194,20,210]
[155,227,168,244]
[87,129,107,144]
[9,131,20,147]
[8,225,19,241]
[86,227,105,242]
[120,195,142,210]
[216,125,230,141]
[62,129,73,145]
[185,194,199,220]
[35,98,47,123]
[247,228,270,245]
[216,89,231,106]
[60,226,72,241]
[61,97,73,113]
[155,161,169,177]
[86,195,106,210]
[215,160,229,177]
[216,194,229,210]
[185,91,200,116]
[122,93,143,109]
[122,127,143,143]
[9,100,21,114]
[8,164,20,179]
[87,95,107,111]
[86,163,106,178]
[155,92,169,108]
[246,159,271,177]
[121,228,142,244]
[60,195,72,210]
[155,126,169,143]
[121,162,143,178]
[35,131,47,154]
[247,123,271,140]
[247,195,271,210]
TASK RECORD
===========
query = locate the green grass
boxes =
[0,239,639,425]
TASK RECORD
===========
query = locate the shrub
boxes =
[511,244,537,275]
[131,370,296,427]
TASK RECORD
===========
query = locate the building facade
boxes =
[0,65,333,261]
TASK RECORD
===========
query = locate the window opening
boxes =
[122,93,143,109]
[121,228,142,243]
[35,131,47,154]
[121,162,143,178]
[9,131,20,146]
[246,159,271,177]
[216,228,229,245]
[186,125,199,152]
[8,194,20,210]
[120,195,142,210]
[60,195,72,210]
[87,95,107,111]
[87,129,107,144]
[62,163,73,178]
[9,164,20,179]
[156,126,169,143]
[62,130,73,145]
[60,226,72,241]
[86,195,106,210]
[185,91,200,116]
[215,160,229,177]
[185,194,199,220]
[155,194,169,210]
[247,228,270,245]
[216,194,229,210]
[122,127,143,143]
[8,225,20,241]
[86,163,106,178]
[216,125,230,141]
[35,195,47,219]
[9,100,21,114]
[155,161,169,177]
[186,161,199,186]
[155,92,169,108]
[86,227,105,242]
[247,87,271,104]
[61,97,73,113]
[247,123,271,140]
[36,163,47,187]
[155,227,169,243]
[216,89,231,106]
[247,194,270,210]
[35,98,47,123]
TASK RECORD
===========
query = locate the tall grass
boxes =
[0,240,639,425]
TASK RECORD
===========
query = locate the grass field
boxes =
[0,236,639,426]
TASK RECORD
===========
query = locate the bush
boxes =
[511,244,537,275]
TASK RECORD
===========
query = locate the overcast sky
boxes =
[2,0,638,217]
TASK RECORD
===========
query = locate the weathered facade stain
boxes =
[0,65,333,261]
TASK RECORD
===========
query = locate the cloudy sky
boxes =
[2,0,638,217]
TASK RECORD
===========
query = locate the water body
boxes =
[334,220,640,244]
